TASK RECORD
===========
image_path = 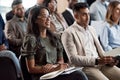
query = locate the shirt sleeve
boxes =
[99,25,112,51]
[21,34,36,59]
[0,14,5,30]
[2,30,9,49]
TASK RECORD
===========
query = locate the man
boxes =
[25,0,44,18]
[4,0,27,58]
[0,14,5,30]
[5,0,19,21]
[62,0,77,26]
[90,0,109,21]
[0,14,22,79]
[0,14,8,49]
[61,2,120,80]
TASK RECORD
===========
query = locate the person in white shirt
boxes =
[62,2,120,80]
[90,0,109,21]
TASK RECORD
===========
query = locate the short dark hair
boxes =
[11,0,22,8]
[73,2,89,12]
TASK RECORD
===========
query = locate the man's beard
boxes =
[16,15,24,18]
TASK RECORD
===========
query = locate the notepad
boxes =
[40,67,80,80]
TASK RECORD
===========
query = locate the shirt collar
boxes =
[73,22,89,31]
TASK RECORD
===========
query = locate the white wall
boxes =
[57,0,68,13]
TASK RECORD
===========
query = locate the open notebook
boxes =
[104,47,120,57]
[40,67,81,80]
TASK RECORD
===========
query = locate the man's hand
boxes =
[97,56,117,67]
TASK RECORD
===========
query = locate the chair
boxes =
[0,57,18,80]
[19,55,33,80]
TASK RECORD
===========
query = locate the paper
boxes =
[40,67,79,80]
[62,67,81,75]
[104,47,120,57]
[40,70,64,80]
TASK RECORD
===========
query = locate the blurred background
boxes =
[0,0,69,22]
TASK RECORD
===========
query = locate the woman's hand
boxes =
[42,63,69,73]
[54,63,68,71]
[42,64,55,73]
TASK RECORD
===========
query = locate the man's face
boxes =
[75,8,90,28]
[14,4,25,18]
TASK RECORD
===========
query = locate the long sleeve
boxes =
[0,14,5,30]
[61,28,96,67]
[4,21,23,47]
[100,24,112,51]
[2,31,9,49]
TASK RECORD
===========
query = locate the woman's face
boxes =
[48,0,57,13]
[36,8,50,29]
[112,4,120,22]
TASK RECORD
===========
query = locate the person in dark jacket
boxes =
[62,0,77,26]
[0,14,5,30]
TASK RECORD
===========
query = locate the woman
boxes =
[100,1,120,51]
[43,0,68,34]
[21,6,88,80]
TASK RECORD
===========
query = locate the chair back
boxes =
[19,55,33,80]
[0,57,17,80]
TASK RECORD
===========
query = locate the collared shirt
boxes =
[90,0,109,21]
[100,22,120,51]
[74,22,99,58]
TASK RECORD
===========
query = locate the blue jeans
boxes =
[0,50,22,78]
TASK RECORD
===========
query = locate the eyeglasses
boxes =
[37,15,51,19]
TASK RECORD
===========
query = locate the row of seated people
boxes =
[1,0,87,80]
[0,1,88,80]
[1,1,120,80]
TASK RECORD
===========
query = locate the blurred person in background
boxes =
[90,0,109,21]
[25,0,44,18]
[4,0,27,58]
[100,1,120,52]
[43,0,68,34]
[5,0,21,21]
[62,0,78,26]
[0,14,5,30]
